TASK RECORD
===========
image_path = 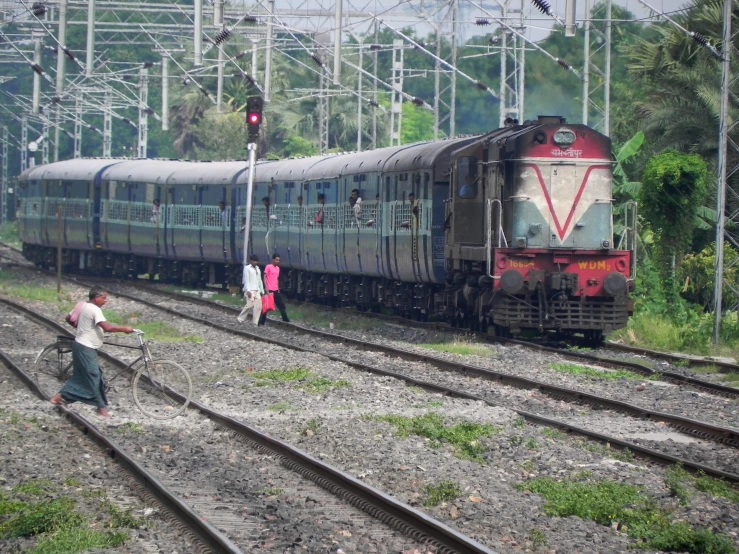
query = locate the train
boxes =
[16,115,634,342]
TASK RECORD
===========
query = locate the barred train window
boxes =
[457,156,478,199]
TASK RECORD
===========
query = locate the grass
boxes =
[267,401,296,412]
[549,362,646,381]
[419,339,493,357]
[577,439,636,463]
[254,367,351,394]
[258,488,283,496]
[542,428,568,440]
[516,476,737,554]
[13,480,57,496]
[29,526,127,554]
[690,365,722,374]
[665,463,739,504]
[302,418,321,434]
[422,481,461,507]
[0,221,20,247]
[63,478,82,488]
[529,528,547,547]
[373,413,498,462]
[116,422,144,434]
[128,321,203,343]
[718,373,739,387]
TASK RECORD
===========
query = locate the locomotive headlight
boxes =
[552,128,576,148]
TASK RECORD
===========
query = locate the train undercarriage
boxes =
[23,243,631,343]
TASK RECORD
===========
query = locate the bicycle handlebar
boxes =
[132,329,144,335]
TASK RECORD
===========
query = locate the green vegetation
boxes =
[103,502,147,529]
[419,340,493,357]
[542,428,568,440]
[373,413,498,462]
[516,476,736,554]
[548,362,646,381]
[300,377,350,393]
[254,367,351,394]
[512,416,527,428]
[267,401,296,412]
[258,488,283,496]
[63,478,82,488]
[422,481,461,507]
[0,495,129,554]
[256,367,312,382]
[116,422,144,434]
[664,464,692,505]
[528,528,547,547]
[576,439,636,463]
[0,221,20,247]
[665,464,739,505]
[130,321,203,343]
[302,418,321,434]
[13,480,57,496]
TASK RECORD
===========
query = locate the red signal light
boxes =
[248,113,260,124]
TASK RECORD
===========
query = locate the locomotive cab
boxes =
[443,116,634,341]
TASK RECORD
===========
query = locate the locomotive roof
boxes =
[20,158,123,181]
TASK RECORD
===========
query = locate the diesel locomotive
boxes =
[16,115,634,341]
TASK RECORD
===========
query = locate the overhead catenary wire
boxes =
[635,0,722,60]
[466,0,581,78]
[374,17,500,100]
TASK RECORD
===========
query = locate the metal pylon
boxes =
[389,38,404,146]
[713,0,739,342]
[318,65,329,154]
[499,0,525,126]
[581,0,612,134]
[138,66,149,158]
[1,126,7,224]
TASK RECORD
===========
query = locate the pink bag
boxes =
[67,301,86,326]
[261,293,275,314]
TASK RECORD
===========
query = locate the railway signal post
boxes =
[242,96,263,267]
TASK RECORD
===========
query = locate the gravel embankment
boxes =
[2,264,739,553]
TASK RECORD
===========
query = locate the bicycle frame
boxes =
[101,333,153,383]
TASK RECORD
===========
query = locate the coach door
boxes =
[449,142,486,249]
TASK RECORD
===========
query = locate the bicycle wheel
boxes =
[33,340,73,381]
[132,360,192,419]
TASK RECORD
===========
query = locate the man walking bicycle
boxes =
[50,286,134,417]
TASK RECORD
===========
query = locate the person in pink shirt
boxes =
[260,254,290,324]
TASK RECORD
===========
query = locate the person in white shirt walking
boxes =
[237,254,265,325]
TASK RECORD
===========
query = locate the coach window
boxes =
[457,156,478,199]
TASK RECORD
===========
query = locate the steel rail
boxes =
[83,282,739,450]
[604,340,739,373]
[0,296,498,554]
[9,287,738,483]
[0,349,244,554]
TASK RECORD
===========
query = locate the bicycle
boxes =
[33,331,192,420]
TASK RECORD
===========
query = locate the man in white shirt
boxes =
[237,254,265,325]
[50,286,134,417]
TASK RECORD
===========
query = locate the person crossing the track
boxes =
[259,253,290,324]
[237,254,265,326]
[50,286,134,417]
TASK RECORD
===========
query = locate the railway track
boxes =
[87,281,739,450]
[7,288,738,485]
[0,346,244,554]
[0,299,498,554]
[3,243,739,469]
